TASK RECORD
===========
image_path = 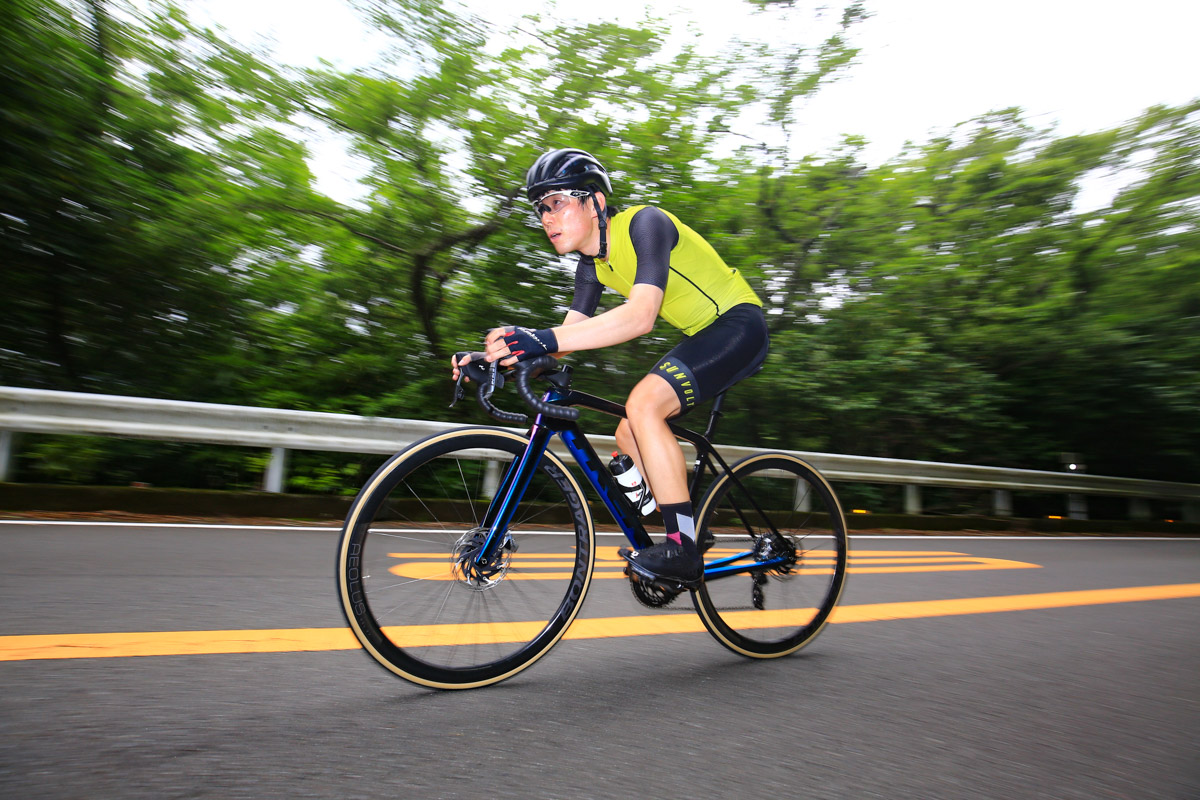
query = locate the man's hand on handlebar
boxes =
[483,327,519,367]
[485,326,558,366]
[448,329,530,383]
[450,351,486,383]
[448,348,579,423]
[449,351,504,410]
[451,327,557,382]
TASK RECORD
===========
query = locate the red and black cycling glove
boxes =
[502,326,559,362]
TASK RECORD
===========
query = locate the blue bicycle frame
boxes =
[474,378,793,582]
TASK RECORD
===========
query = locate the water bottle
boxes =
[608,452,656,516]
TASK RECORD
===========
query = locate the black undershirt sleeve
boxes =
[569,254,603,317]
[628,206,678,290]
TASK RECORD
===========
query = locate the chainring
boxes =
[625,565,682,608]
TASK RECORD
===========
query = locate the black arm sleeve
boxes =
[628,206,679,291]
[569,254,603,317]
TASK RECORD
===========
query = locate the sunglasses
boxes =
[532,190,590,218]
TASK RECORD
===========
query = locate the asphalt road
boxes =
[1,522,1197,799]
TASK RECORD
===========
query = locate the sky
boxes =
[191,0,1200,202]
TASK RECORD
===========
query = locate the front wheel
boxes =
[693,453,848,658]
[336,427,595,689]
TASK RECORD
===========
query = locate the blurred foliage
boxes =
[2,0,1197,495]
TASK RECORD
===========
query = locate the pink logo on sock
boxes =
[666,532,682,544]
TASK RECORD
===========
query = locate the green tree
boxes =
[781,105,1200,481]
[8,0,1194,494]
[251,0,867,417]
[1,0,327,400]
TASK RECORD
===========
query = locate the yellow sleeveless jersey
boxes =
[596,206,761,336]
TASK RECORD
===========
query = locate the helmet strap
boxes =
[592,193,608,259]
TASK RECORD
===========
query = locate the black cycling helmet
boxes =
[524,148,614,258]
[524,148,612,203]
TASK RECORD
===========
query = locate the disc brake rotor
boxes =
[451,527,515,590]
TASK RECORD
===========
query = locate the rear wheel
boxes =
[336,427,595,689]
[693,453,848,658]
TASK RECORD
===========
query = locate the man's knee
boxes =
[626,376,680,424]
[615,418,635,447]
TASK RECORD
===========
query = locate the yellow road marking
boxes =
[392,548,979,559]
[387,547,1041,580]
[2,583,1197,662]
[391,560,1037,581]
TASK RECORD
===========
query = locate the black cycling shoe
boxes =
[619,536,704,588]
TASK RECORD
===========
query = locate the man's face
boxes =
[536,190,598,255]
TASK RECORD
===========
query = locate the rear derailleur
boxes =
[749,534,798,609]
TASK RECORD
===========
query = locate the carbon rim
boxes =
[336,428,595,688]
[693,454,848,658]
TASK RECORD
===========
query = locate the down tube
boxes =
[555,425,653,549]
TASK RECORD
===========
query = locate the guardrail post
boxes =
[992,489,1013,517]
[0,431,12,482]
[794,479,811,512]
[264,447,288,493]
[904,485,922,515]
[1129,498,1152,521]
[484,460,500,499]
[1067,493,1088,521]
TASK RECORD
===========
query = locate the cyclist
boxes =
[453,148,769,587]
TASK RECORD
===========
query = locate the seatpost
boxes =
[702,392,726,441]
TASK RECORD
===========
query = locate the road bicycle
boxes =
[336,355,849,689]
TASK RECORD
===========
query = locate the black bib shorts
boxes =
[651,303,769,414]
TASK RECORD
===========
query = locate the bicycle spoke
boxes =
[694,454,848,657]
[337,429,594,688]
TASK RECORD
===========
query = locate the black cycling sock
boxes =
[660,502,695,543]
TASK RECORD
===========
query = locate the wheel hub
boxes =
[754,534,798,577]
[451,527,515,590]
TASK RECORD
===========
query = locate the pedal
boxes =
[619,549,703,592]
[626,564,700,593]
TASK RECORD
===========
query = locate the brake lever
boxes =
[450,351,470,408]
[450,373,467,408]
[481,359,500,401]
[450,351,476,408]
[449,352,505,408]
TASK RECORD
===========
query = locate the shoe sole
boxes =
[620,553,703,591]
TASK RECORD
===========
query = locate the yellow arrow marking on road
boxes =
[2,583,1197,662]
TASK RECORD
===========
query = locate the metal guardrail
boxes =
[2,386,1198,521]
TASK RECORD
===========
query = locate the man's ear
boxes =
[591,191,607,217]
